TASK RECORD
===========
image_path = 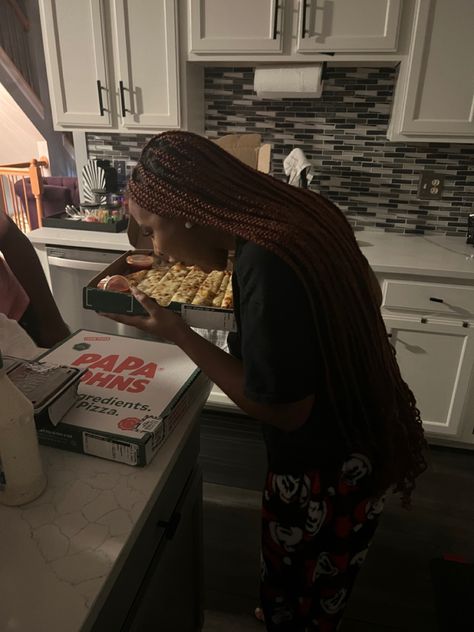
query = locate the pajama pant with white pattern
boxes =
[260,454,386,631]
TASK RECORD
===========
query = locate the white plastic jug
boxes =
[0,350,46,506]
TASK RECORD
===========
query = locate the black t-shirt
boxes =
[227,238,340,472]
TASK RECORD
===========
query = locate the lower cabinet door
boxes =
[384,316,474,438]
[124,466,203,631]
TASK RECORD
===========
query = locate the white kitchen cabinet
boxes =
[388,0,474,142]
[296,0,401,53]
[110,0,179,130]
[39,0,180,131]
[188,0,284,53]
[380,270,474,441]
[39,0,112,128]
[187,0,402,59]
[384,316,474,438]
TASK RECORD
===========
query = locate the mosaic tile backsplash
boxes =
[86,66,473,236]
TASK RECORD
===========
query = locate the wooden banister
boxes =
[0,157,49,170]
[29,159,44,228]
[0,157,48,232]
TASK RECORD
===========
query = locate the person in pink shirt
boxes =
[0,213,69,347]
[0,255,29,320]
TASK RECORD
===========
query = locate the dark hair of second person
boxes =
[128,130,427,507]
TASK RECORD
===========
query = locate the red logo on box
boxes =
[118,417,141,431]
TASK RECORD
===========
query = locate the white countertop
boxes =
[9,227,473,630]
[28,227,474,280]
[28,227,131,252]
[0,386,208,632]
[357,232,474,281]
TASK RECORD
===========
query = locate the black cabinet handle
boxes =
[157,512,181,540]
[119,80,129,117]
[429,297,444,303]
[301,0,308,39]
[97,80,106,116]
[272,2,280,39]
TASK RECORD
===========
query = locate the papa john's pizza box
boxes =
[36,330,211,466]
[83,250,237,331]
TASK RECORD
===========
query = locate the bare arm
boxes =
[173,325,314,430]
[103,290,314,432]
[0,215,70,347]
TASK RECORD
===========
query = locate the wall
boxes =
[0,0,76,176]
[0,83,45,164]
[86,66,474,236]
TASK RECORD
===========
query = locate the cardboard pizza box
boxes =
[83,251,237,331]
[36,330,211,466]
[213,133,271,172]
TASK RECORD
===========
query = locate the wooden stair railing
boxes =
[0,157,48,233]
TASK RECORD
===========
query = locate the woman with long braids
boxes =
[103,131,427,631]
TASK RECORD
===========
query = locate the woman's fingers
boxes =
[99,289,160,327]
[99,292,184,341]
[131,288,162,316]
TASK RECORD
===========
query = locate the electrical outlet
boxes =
[418,172,445,200]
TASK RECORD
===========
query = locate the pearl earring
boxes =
[185,221,193,229]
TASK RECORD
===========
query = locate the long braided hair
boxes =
[128,131,427,505]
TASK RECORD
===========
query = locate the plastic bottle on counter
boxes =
[0,350,46,506]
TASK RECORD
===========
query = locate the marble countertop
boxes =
[357,232,474,281]
[0,386,208,632]
[13,227,473,631]
[28,227,130,252]
[28,227,474,280]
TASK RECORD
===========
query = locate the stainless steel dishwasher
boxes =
[46,245,152,339]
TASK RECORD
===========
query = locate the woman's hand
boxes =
[100,288,189,343]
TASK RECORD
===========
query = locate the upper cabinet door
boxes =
[297,0,401,52]
[39,0,113,128]
[189,0,284,53]
[395,0,474,137]
[111,0,179,129]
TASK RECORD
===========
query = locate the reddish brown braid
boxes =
[128,131,427,506]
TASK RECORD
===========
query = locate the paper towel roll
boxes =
[254,65,324,98]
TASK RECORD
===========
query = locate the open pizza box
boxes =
[83,250,237,331]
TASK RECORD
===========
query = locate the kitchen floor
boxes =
[199,411,474,632]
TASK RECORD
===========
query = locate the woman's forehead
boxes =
[129,198,152,222]
[129,201,171,231]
